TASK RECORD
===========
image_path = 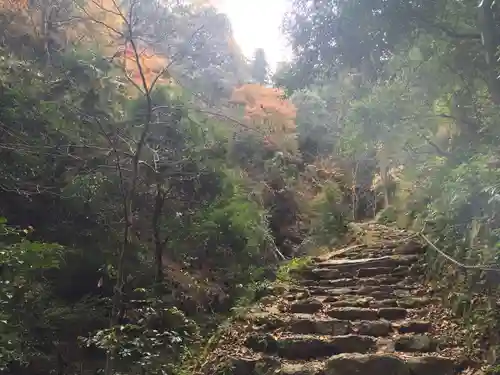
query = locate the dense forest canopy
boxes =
[0,0,500,373]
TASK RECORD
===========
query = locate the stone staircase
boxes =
[205,225,480,375]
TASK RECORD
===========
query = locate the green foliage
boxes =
[0,40,274,374]
[276,256,312,283]
[0,218,64,370]
[414,155,500,268]
[169,169,273,287]
[290,87,337,159]
[82,292,201,375]
[250,48,269,85]
[375,206,398,225]
[309,182,349,246]
[230,276,273,318]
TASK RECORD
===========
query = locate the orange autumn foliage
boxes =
[230,84,298,152]
[119,44,173,91]
[0,0,27,10]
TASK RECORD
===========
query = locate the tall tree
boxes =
[283,0,500,103]
[250,47,269,84]
[133,1,250,106]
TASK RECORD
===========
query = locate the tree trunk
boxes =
[478,0,500,104]
[152,179,165,284]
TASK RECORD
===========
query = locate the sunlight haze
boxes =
[214,0,291,71]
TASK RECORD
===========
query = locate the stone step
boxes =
[397,297,440,308]
[245,333,444,360]
[225,355,280,375]
[277,361,325,375]
[338,242,426,260]
[394,320,432,334]
[313,240,425,261]
[325,353,457,375]
[249,312,432,337]
[288,317,351,335]
[321,296,377,307]
[244,333,377,359]
[302,264,421,281]
[314,255,420,271]
[319,296,435,309]
[323,297,437,309]
[287,298,324,314]
[250,313,352,335]
[308,285,422,299]
[326,307,408,321]
[313,275,408,288]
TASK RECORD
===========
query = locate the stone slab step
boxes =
[307,284,420,298]
[338,241,425,259]
[288,298,324,314]
[321,296,376,307]
[326,307,408,321]
[397,297,440,308]
[249,312,432,336]
[250,314,352,335]
[313,240,425,261]
[288,318,350,335]
[318,296,435,309]
[325,353,457,375]
[304,266,406,280]
[275,354,457,375]
[315,255,420,271]
[394,320,432,334]
[224,355,280,375]
[300,275,408,288]
[277,361,325,375]
[244,332,446,361]
[244,333,377,359]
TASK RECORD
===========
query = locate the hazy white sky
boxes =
[214,0,292,71]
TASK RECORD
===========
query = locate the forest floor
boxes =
[198,222,489,375]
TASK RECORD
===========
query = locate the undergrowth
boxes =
[276,256,312,282]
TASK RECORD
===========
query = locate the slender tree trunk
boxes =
[152,178,165,284]
[381,166,390,208]
[478,0,500,104]
[378,146,390,208]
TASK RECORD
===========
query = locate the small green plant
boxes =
[276,256,312,282]
[375,205,398,224]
